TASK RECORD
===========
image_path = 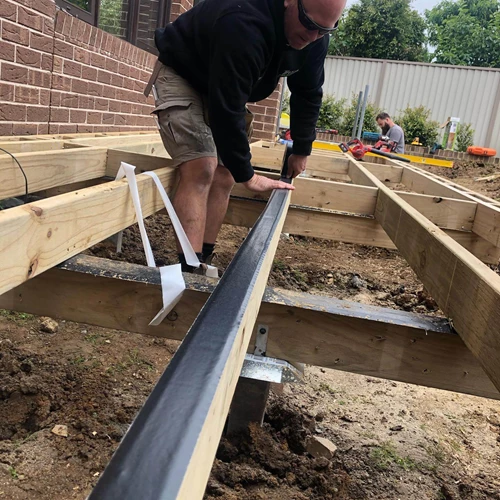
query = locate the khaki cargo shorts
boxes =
[152,64,254,167]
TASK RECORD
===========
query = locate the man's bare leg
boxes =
[204,164,235,246]
[173,156,218,253]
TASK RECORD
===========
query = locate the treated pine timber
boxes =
[224,197,500,264]
[89,182,292,500]
[395,163,500,249]
[0,166,177,296]
[231,174,476,230]
[2,254,498,400]
[0,147,108,200]
[0,139,66,154]
[348,157,500,392]
[63,133,161,149]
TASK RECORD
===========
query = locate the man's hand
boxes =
[243,173,295,193]
[286,154,308,178]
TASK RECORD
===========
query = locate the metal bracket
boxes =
[254,323,268,356]
[241,354,303,383]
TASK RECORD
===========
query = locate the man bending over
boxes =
[149,0,345,271]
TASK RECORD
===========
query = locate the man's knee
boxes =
[213,165,235,192]
[178,157,218,190]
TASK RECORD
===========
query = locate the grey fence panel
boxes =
[322,56,500,150]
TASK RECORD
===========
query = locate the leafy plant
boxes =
[371,441,417,471]
[338,95,381,136]
[316,95,346,130]
[395,105,439,147]
[455,122,475,152]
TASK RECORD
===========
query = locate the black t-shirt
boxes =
[155,0,328,182]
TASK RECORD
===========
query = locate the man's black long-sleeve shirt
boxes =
[155,0,328,182]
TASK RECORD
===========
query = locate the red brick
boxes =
[76,19,86,43]
[69,17,80,39]
[30,32,53,53]
[40,88,50,105]
[0,83,14,101]
[0,1,17,21]
[52,74,72,91]
[2,21,30,46]
[97,70,111,85]
[105,57,118,73]
[42,17,55,36]
[79,95,93,109]
[252,129,273,140]
[90,52,106,69]
[89,26,98,47]
[1,63,28,84]
[123,77,135,91]
[41,53,53,71]
[81,22,91,45]
[87,81,103,97]
[72,79,88,94]
[77,124,94,133]
[61,13,72,37]
[0,122,14,136]
[13,123,38,135]
[0,40,15,62]
[54,10,65,34]
[258,98,279,108]
[95,98,108,111]
[70,109,86,123]
[52,55,63,73]
[87,111,102,124]
[48,123,60,134]
[110,74,124,88]
[18,6,43,31]
[108,100,121,112]
[247,104,266,115]
[54,40,74,59]
[102,86,116,100]
[16,46,42,68]
[51,107,70,122]
[58,124,78,133]
[27,105,49,122]
[83,66,98,82]
[118,62,130,77]
[60,92,79,108]
[64,60,82,78]
[0,103,26,121]
[15,86,39,104]
[30,0,56,17]
[37,123,49,134]
[114,114,127,126]
[102,113,114,125]
[74,47,91,65]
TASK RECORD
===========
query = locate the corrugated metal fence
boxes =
[323,56,500,150]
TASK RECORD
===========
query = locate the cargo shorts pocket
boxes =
[155,100,216,162]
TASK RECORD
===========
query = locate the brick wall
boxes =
[0,0,280,140]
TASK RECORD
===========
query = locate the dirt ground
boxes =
[1,159,499,499]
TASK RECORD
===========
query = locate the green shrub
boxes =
[395,105,439,147]
[281,89,290,115]
[338,95,381,136]
[316,95,346,130]
[455,123,475,152]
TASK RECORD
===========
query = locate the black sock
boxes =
[178,252,203,272]
[202,242,215,262]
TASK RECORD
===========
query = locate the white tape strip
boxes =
[144,171,218,279]
[116,162,185,325]
[115,162,218,325]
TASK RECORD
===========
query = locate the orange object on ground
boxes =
[467,146,497,157]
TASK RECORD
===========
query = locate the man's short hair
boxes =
[376,112,391,121]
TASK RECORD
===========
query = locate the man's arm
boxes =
[287,37,329,158]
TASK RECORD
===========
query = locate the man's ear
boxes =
[284,0,294,9]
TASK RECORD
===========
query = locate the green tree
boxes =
[426,0,500,67]
[328,0,427,62]
[395,106,440,147]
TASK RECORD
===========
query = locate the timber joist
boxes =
[1,131,500,499]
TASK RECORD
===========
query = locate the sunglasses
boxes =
[297,0,339,36]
